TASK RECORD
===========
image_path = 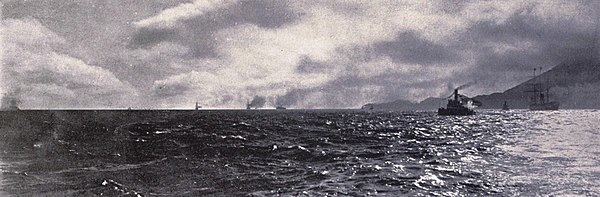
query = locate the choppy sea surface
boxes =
[0,109,598,196]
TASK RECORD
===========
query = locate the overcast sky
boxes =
[1,0,598,109]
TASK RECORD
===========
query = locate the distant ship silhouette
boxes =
[502,101,510,110]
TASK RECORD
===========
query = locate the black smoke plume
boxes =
[249,95,266,109]
[275,89,306,107]
[456,81,477,90]
[1,89,21,111]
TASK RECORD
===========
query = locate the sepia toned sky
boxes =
[1,0,598,109]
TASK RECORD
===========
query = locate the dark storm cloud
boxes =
[467,12,596,63]
[129,0,299,57]
[456,8,598,91]
[374,31,459,65]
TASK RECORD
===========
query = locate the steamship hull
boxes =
[437,107,475,116]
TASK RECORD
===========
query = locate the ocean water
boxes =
[0,109,598,196]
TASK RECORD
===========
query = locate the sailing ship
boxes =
[438,89,480,116]
[526,68,559,110]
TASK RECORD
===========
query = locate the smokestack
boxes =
[454,89,458,101]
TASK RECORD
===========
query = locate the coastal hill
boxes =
[364,57,600,110]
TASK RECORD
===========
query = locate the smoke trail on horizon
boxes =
[249,95,266,109]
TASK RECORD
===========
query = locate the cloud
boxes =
[195,1,476,106]
[134,0,236,28]
[296,56,335,74]
[451,1,599,95]
[2,18,138,108]
[195,1,474,107]
[373,31,460,65]
[274,56,457,108]
[148,71,225,108]
[129,28,179,48]
[3,0,599,109]
[2,18,66,49]
[152,83,190,98]
[0,2,4,99]
[130,0,299,58]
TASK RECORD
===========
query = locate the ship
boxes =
[525,68,559,110]
[502,101,509,110]
[438,89,479,116]
[195,102,202,110]
[275,106,286,110]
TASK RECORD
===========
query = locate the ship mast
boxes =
[543,67,550,104]
[539,67,544,104]
[532,68,537,104]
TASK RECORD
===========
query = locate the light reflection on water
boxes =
[0,109,597,196]
[500,110,600,196]
[0,160,8,197]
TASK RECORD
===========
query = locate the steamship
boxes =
[437,89,480,116]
